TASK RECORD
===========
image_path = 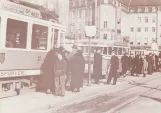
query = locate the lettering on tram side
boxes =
[0,71,24,77]
[0,1,42,19]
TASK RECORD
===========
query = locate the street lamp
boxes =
[85,26,96,86]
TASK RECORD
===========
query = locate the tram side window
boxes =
[31,24,48,50]
[108,47,112,55]
[114,47,117,55]
[6,19,27,49]
[103,47,107,55]
[118,48,122,55]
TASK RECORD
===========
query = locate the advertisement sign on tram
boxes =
[0,1,42,19]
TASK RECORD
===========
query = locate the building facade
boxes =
[69,0,161,47]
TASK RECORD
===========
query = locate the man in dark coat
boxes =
[93,49,102,84]
[135,54,143,76]
[107,51,119,85]
[121,53,129,77]
[68,50,85,92]
[40,48,56,93]
[148,53,154,75]
[128,53,135,76]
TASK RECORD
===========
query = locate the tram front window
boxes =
[103,47,107,55]
[114,47,117,55]
[6,19,27,49]
[31,24,48,50]
[118,48,122,55]
[108,47,112,55]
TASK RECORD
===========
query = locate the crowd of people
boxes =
[38,45,85,97]
[121,52,161,78]
[37,45,161,97]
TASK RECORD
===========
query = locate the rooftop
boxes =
[119,0,161,6]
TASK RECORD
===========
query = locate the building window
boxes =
[78,23,81,29]
[130,42,133,45]
[73,34,75,39]
[103,33,107,39]
[144,37,148,45]
[145,16,148,23]
[104,0,108,3]
[31,24,48,50]
[79,10,81,18]
[145,27,148,32]
[104,21,107,28]
[72,11,75,19]
[152,27,156,32]
[78,34,81,40]
[152,16,156,23]
[79,0,82,6]
[137,42,140,45]
[6,19,27,49]
[138,17,141,23]
[137,27,141,32]
[130,27,134,32]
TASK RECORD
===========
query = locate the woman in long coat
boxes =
[148,53,154,75]
[135,55,143,76]
[121,53,129,77]
[141,55,148,77]
[69,50,85,92]
[40,48,56,93]
[93,49,102,84]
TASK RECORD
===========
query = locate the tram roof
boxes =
[1,0,59,22]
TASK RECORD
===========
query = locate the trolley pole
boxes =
[88,36,91,86]
[85,26,96,86]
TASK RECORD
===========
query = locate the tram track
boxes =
[53,74,161,113]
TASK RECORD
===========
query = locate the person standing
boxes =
[147,53,154,75]
[141,55,148,77]
[93,49,102,84]
[54,52,67,97]
[69,50,85,92]
[107,51,119,85]
[121,53,129,77]
[40,48,56,94]
[128,53,136,76]
[135,54,143,76]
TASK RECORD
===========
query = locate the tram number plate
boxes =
[0,71,24,77]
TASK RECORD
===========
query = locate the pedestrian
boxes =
[128,53,135,76]
[135,54,143,76]
[141,55,148,77]
[147,53,154,75]
[40,48,56,94]
[107,51,119,85]
[121,52,129,77]
[69,50,85,92]
[93,49,102,84]
[54,52,67,97]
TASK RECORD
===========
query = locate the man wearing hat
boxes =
[121,52,129,77]
[107,50,119,85]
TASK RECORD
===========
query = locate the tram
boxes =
[0,1,65,94]
[75,39,130,76]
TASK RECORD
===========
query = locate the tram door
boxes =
[51,28,59,49]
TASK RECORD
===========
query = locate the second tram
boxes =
[75,39,130,76]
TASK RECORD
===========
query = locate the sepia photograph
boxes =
[0,0,161,113]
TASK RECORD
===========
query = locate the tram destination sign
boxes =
[0,1,42,19]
